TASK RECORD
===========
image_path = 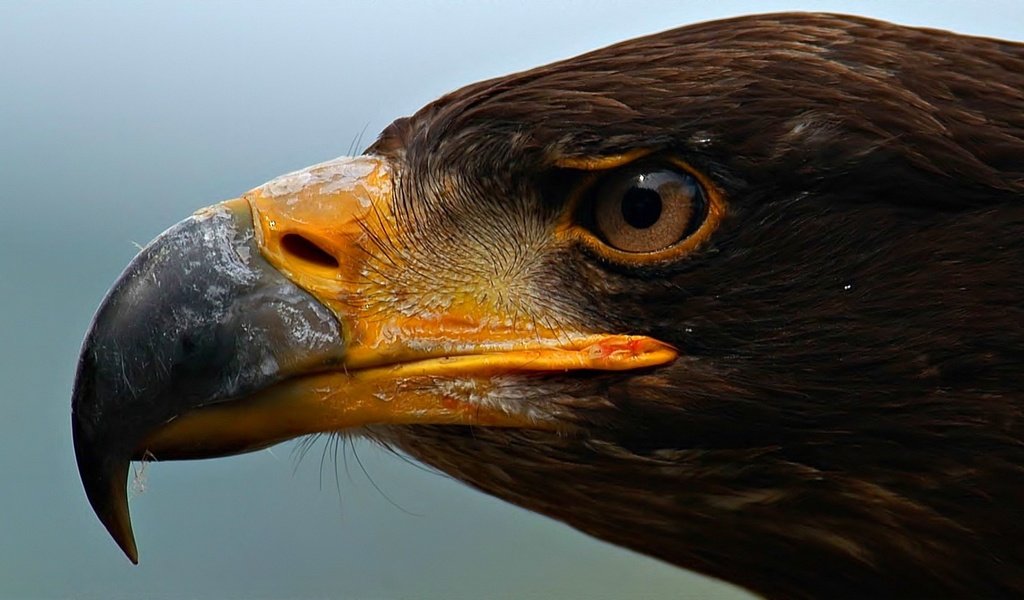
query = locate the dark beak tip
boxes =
[101,474,140,565]
[83,456,140,565]
[108,505,141,565]
[119,529,141,565]
[72,416,140,564]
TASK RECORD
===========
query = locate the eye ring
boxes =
[559,156,726,265]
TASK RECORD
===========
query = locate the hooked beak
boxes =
[72,155,677,563]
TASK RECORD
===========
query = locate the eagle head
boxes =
[73,13,1024,598]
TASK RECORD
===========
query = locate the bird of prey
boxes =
[72,12,1024,599]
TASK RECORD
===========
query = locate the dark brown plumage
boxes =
[74,12,1024,599]
[367,13,1024,598]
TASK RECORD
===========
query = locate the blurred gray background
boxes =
[2,2,1022,598]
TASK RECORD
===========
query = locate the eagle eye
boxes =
[590,166,707,253]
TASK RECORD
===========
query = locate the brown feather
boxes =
[363,13,1024,598]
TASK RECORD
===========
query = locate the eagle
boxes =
[72,13,1024,599]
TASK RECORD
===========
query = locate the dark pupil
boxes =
[621,186,662,229]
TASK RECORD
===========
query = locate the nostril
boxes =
[280,234,339,269]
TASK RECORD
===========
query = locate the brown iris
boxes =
[590,166,707,253]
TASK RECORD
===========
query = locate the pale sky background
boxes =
[1,2,1022,599]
